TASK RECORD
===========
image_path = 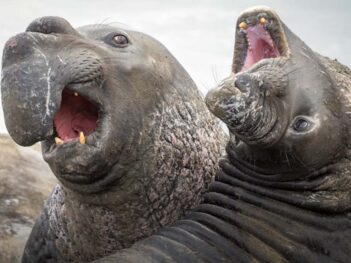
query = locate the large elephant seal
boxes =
[94,6,351,262]
[0,134,56,263]
[1,17,226,262]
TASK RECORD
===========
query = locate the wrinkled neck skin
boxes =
[47,91,221,262]
[225,141,351,213]
[93,144,351,263]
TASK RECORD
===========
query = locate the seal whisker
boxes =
[284,149,291,169]
[291,152,308,169]
[211,66,220,86]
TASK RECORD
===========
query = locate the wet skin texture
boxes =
[1,17,226,262]
[93,6,351,263]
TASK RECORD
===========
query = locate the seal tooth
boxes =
[259,17,268,25]
[248,39,252,51]
[239,21,248,30]
[55,137,64,145]
[79,131,86,144]
[74,92,79,96]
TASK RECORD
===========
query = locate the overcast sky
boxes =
[0,0,350,133]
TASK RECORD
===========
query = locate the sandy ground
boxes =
[0,134,56,263]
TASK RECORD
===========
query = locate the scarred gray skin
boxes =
[1,17,226,262]
[92,6,351,263]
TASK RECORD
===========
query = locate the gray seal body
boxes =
[1,17,226,262]
[94,6,351,263]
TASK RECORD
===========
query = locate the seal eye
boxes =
[293,118,310,132]
[112,34,129,47]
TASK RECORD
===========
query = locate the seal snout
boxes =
[1,16,104,147]
[206,62,289,148]
[206,73,260,127]
[1,31,62,146]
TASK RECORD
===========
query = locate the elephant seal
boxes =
[94,6,351,262]
[1,17,226,262]
[0,134,56,263]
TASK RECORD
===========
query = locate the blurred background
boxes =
[0,0,350,133]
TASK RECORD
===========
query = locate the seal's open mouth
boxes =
[241,23,280,71]
[232,8,290,73]
[54,88,98,144]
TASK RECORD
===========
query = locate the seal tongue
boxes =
[243,24,280,71]
[54,89,98,141]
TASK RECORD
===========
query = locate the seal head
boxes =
[206,6,347,175]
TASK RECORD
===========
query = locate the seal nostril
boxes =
[26,16,79,36]
[235,74,255,92]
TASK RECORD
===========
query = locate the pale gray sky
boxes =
[0,0,350,133]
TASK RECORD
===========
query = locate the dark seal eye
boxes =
[112,34,129,47]
[293,118,310,132]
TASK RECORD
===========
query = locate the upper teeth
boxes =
[259,17,268,25]
[239,21,248,30]
[74,92,79,96]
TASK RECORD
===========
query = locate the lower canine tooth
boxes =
[55,137,64,145]
[79,132,86,144]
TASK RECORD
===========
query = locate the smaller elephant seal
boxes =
[1,17,226,262]
[0,134,56,263]
[93,6,351,263]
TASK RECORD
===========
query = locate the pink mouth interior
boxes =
[54,89,98,141]
[242,24,280,71]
